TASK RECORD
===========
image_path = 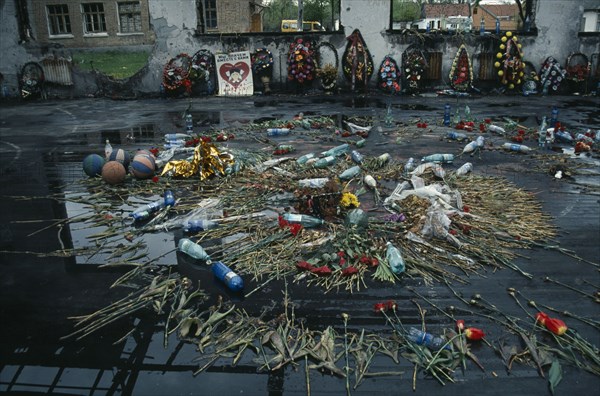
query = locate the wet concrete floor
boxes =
[0,93,599,395]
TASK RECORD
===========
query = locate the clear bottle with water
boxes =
[282,213,324,228]
[298,178,329,188]
[464,105,472,121]
[538,116,547,147]
[313,156,336,169]
[488,125,506,134]
[321,144,349,157]
[386,242,405,274]
[185,114,194,133]
[555,130,573,143]
[164,133,191,141]
[296,153,316,164]
[339,165,361,181]
[267,128,290,137]
[406,327,447,350]
[456,162,473,176]
[104,139,113,160]
[422,153,454,163]
[502,143,532,153]
[178,238,211,261]
[212,261,244,292]
[404,157,416,174]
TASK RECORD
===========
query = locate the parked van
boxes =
[281,20,325,32]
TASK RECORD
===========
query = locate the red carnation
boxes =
[464,327,485,340]
[311,265,332,276]
[373,303,386,313]
[341,266,359,276]
[296,261,313,271]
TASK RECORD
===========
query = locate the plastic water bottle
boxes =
[183,218,219,233]
[479,17,485,34]
[130,199,165,221]
[321,144,350,157]
[104,139,113,160]
[476,136,485,147]
[502,143,532,153]
[164,190,175,207]
[422,153,454,163]
[386,242,405,274]
[298,178,329,188]
[350,150,364,164]
[575,133,594,145]
[406,327,447,350]
[555,130,573,143]
[296,153,316,165]
[550,107,559,128]
[185,114,194,133]
[267,128,290,137]
[178,238,211,261]
[356,139,366,148]
[164,133,191,141]
[339,165,361,181]
[313,156,336,169]
[495,18,500,34]
[488,125,505,134]
[443,104,451,126]
[404,157,416,174]
[212,261,244,292]
[464,105,472,121]
[456,162,473,176]
[446,131,468,141]
[538,116,547,148]
[282,213,324,228]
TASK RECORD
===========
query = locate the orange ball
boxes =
[102,161,127,185]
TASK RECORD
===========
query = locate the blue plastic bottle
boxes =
[267,128,290,137]
[185,114,194,133]
[183,219,219,233]
[406,327,449,350]
[164,190,175,207]
[443,104,451,126]
[351,150,364,164]
[130,199,165,221]
[550,107,559,128]
[212,261,244,292]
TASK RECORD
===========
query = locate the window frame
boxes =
[46,4,73,37]
[81,2,108,36]
[204,0,217,30]
[117,1,143,35]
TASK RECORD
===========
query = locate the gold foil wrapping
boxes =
[160,143,234,180]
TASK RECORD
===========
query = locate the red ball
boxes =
[102,161,127,185]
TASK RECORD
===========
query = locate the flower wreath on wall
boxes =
[342,29,374,92]
[377,55,401,94]
[315,42,339,91]
[494,31,524,90]
[287,38,316,84]
[191,49,216,94]
[162,53,192,94]
[402,47,427,93]
[449,44,473,92]
[565,52,590,83]
[539,56,567,94]
[251,47,274,77]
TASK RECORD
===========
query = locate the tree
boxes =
[393,0,421,22]
[263,0,297,32]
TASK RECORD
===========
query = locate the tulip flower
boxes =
[544,317,568,336]
[373,303,386,313]
[464,327,485,341]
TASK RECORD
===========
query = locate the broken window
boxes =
[118,2,142,33]
[82,3,107,34]
[47,4,72,36]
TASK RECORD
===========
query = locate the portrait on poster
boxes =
[215,51,254,96]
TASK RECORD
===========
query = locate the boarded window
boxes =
[118,2,142,33]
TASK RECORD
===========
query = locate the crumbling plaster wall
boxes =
[135,0,597,95]
[0,0,30,97]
